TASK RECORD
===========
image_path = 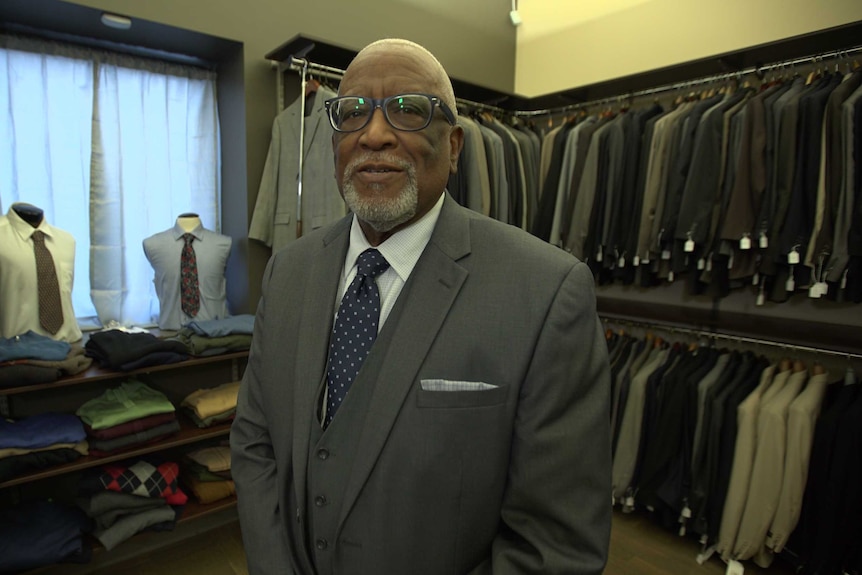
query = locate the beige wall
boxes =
[515,0,862,97]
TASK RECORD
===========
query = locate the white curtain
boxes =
[0,35,220,328]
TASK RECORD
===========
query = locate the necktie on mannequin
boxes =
[324,248,390,427]
[180,233,201,317]
[31,231,64,334]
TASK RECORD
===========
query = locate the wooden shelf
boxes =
[179,494,237,523]
[0,350,248,396]
[0,417,231,489]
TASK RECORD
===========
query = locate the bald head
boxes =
[342,38,458,122]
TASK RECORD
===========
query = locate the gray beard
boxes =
[341,154,418,233]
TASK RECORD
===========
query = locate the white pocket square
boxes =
[420,379,498,392]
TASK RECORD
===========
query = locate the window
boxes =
[0,34,220,328]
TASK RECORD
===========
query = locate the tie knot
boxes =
[183,233,195,246]
[31,230,45,244]
[356,249,389,279]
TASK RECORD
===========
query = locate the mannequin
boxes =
[12,203,44,227]
[0,203,82,342]
[176,212,202,233]
[142,215,232,331]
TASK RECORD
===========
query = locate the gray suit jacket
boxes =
[231,195,611,575]
[249,86,346,252]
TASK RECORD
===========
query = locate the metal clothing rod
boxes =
[515,44,862,118]
[599,314,862,361]
[295,57,309,238]
[279,57,511,115]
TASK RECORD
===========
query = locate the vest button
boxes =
[317,448,330,460]
[316,538,328,550]
[315,495,327,507]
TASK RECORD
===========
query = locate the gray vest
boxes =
[305,288,407,575]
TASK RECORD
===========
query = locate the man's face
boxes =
[332,48,463,240]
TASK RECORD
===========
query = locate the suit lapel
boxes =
[292,218,350,504]
[337,197,472,530]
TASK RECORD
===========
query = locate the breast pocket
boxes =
[416,382,509,409]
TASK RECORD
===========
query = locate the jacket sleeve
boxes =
[230,256,295,575]
[472,261,612,575]
[248,119,282,248]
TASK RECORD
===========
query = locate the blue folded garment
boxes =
[0,412,86,450]
[187,314,255,337]
[0,331,71,362]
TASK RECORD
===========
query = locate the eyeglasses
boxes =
[325,93,457,133]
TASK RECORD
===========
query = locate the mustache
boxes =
[344,153,414,179]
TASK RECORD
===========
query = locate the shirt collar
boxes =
[172,222,203,241]
[6,205,52,241]
[345,192,445,282]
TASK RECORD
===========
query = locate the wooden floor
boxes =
[78,511,796,575]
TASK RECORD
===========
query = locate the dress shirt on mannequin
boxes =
[0,203,82,342]
[142,214,231,331]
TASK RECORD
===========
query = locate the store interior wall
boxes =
[514,0,862,97]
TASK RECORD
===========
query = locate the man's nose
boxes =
[358,108,397,149]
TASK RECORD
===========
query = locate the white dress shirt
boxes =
[338,192,445,331]
[0,205,82,342]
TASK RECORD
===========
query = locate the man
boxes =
[230,38,611,575]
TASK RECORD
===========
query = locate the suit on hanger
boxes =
[454,116,491,216]
[249,86,346,252]
[716,365,783,560]
[231,195,611,575]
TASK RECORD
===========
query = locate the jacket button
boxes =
[316,538,328,550]
[317,448,329,460]
[315,495,327,507]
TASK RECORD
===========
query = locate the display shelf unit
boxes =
[0,417,232,490]
[0,347,248,572]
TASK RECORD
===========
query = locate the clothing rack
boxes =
[516,44,862,118]
[600,313,862,362]
[278,55,511,116]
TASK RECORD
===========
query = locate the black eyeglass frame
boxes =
[324,93,457,133]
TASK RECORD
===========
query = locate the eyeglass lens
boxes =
[331,95,434,132]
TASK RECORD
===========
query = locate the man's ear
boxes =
[448,125,465,173]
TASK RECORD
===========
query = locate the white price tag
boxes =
[668,271,675,283]
[633,255,641,266]
[697,258,705,270]
[596,249,603,263]
[681,506,692,518]
[696,545,716,565]
[726,559,745,575]
[759,234,769,249]
[756,292,765,306]
[819,282,829,295]
[740,236,752,250]
[661,250,671,260]
[685,239,695,253]
[625,496,635,508]
[809,285,821,298]
[752,273,760,285]
[618,257,626,268]
[786,277,795,292]
[788,250,800,265]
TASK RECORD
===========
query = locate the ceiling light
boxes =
[101,13,132,30]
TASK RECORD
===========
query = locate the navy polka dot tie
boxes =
[324,248,390,427]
